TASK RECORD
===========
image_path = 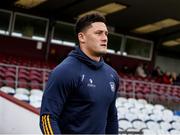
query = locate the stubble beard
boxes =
[95,50,107,57]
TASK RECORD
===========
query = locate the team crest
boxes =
[109,82,115,92]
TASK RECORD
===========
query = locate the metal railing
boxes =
[118,78,180,109]
[0,63,180,107]
[0,63,51,90]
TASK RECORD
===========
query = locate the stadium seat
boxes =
[0,66,6,72]
[117,106,129,117]
[172,115,180,122]
[125,113,138,122]
[134,101,145,110]
[129,107,141,115]
[16,88,30,95]
[7,67,16,74]
[149,113,163,122]
[156,130,170,135]
[13,93,29,102]
[19,68,29,75]
[145,120,160,131]
[135,92,146,99]
[159,121,172,131]
[132,119,147,131]
[18,72,29,81]
[154,104,165,111]
[137,112,149,122]
[18,78,29,88]
[171,121,180,131]
[128,98,138,105]
[141,104,154,115]
[0,79,3,87]
[29,94,42,102]
[142,128,157,135]
[30,80,42,89]
[5,76,15,87]
[123,101,134,109]
[30,89,43,96]
[137,98,148,105]
[118,119,133,131]
[0,67,5,79]
[0,86,15,95]
[29,101,41,108]
[169,129,180,135]
[5,71,15,78]
[162,109,174,122]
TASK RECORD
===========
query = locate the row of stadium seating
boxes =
[1,62,180,104]
[1,86,179,135]
[120,74,157,83]
[0,86,42,108]
[0,63,51,90]
[116,97,180,135]
[0,53,56,69]
[119,79,180,103]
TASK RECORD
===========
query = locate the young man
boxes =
[40,13,120,134]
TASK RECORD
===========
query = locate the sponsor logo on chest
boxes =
[81,74,116,91]
[87,78,96,88]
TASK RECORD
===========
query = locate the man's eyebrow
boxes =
[95,29,108,32]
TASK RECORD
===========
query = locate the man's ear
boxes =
[78,32,85,43]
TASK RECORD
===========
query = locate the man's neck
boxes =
[80,47,101,62]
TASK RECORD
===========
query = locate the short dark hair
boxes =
[75,12,106,35]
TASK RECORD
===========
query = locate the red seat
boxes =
[7,67,16,74]
[142,86,151,94]
[5,76,15,87]
[18,78,29,88]
[30,80,42,89]
[0,66,6,73]
[0,78,3,87]
[30,70,41,76]
[30,74,42,83]
[19,68,29,75]
[18,72,29,81]
[0,70,5,79]
[136,92,145,99]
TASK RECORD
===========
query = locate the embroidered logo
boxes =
[89,78,93,83]
[81,74,85,82]
[87,78,96,87]
[109,82,115,92]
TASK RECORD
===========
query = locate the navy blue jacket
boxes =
[40,47,119,134]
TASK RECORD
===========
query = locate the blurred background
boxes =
[0,0,180,134]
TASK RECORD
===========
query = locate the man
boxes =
[40,12,120,134]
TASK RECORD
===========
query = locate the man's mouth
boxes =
[100,44,107,47]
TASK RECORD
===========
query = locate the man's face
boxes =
[79,22,108,57]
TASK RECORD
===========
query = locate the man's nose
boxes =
[102,34,108,42]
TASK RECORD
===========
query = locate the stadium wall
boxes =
[155,55,180,73]
[0,92,41,134]
[0,34,154,71]
[0,35,46,60]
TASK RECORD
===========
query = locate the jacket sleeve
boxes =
[39,67,74,134]
[106,74,119,134]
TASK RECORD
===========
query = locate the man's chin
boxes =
[97,50,107,56]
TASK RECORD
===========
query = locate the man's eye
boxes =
[95,32,101,35]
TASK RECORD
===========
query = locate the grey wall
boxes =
[155,55,180,74]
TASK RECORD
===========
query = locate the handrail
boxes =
[0,63,51,90]
[120,78,180,89]
[0,62,51,71]
[119,78,180,106]
[1,63,180,103]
